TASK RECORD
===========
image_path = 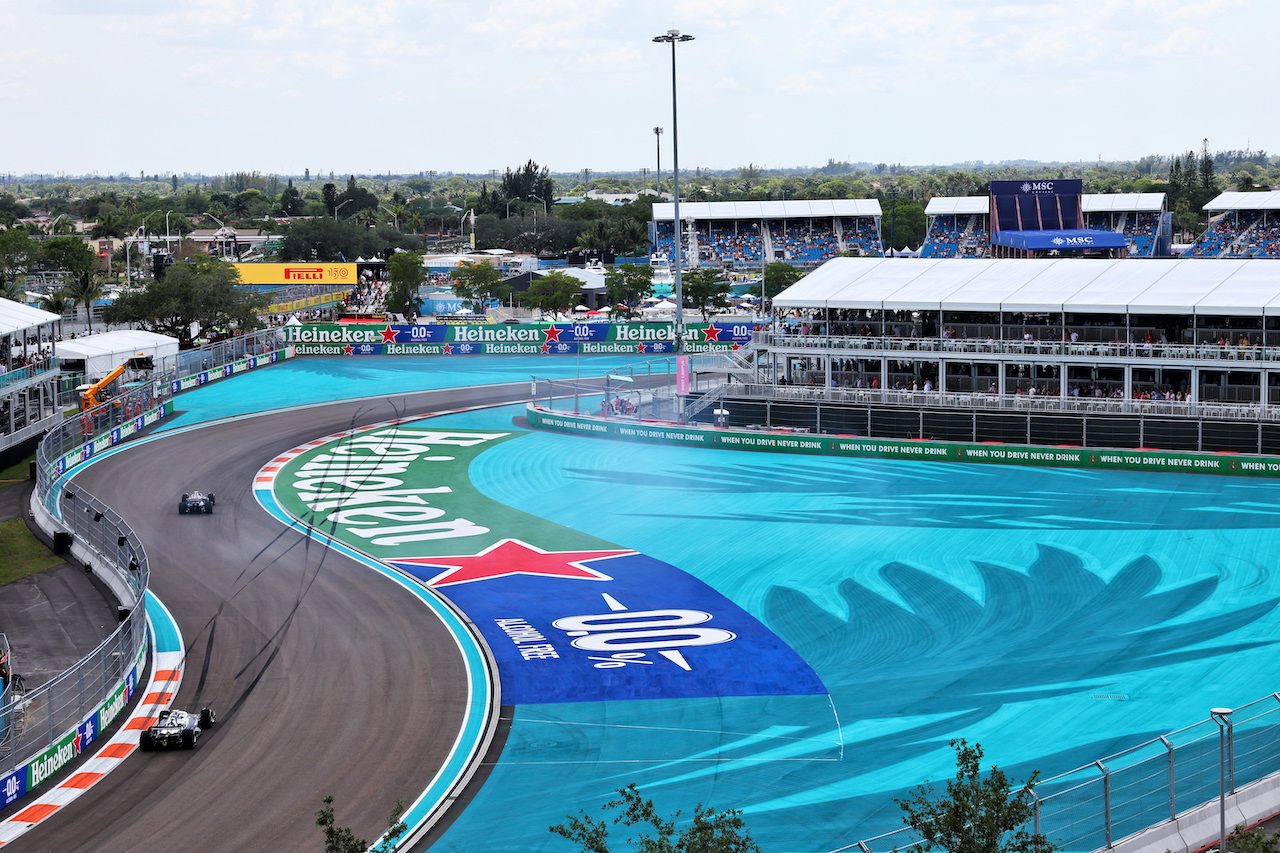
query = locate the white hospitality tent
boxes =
[57,330,180,382]
[772,257,1280,321]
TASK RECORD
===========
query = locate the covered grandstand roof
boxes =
[1204,191,1280,212]
[772,258,1280,315]
[0,298,60,336]
[923,193,1166,216]
[651,199,881,221]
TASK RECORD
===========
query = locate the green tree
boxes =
[385,250,426,316]
[681,267,732,321]
[451,260,507,312]
[603,263,654,314]
[37,290,72,317]
[102,256,269,348]
[521,270,582,317]
[315,794,406,853]
[279,179,303,216]
[552,783,760,853]
[42,236,99,291]
[322,183,338,217]
[895,739,1056,853]
[0,229,38,286]
[755,262,803,311]
[63,275,106,333]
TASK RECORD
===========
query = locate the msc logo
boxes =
[1052,236,1094,246]
[1021,181,1054,193]
[284,267,324,280]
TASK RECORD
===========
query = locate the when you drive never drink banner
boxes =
[282,322,754,355]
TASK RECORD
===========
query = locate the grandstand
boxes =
[921,193,1170,258]
[1184,192,1280,258]
[651,200,883,272]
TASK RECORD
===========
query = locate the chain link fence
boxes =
[842,696,1280,853]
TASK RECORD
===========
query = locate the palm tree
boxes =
[355,208,378,229]
[1,280,26,303]
[37,289,72,317]
[62,276,105,333]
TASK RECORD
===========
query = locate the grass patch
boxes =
[0,517,61,584]
[0,454,34,486]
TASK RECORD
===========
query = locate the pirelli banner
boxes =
[231,263,357,286]
[282,322,752,355]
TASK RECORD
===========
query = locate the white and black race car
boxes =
[139,708,216,750]
[178,491,215,514]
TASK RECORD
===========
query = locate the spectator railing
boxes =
[762,332,1280,364]
[839,695,1280,853]
[0,358,59,393]
[721,382,1280,422]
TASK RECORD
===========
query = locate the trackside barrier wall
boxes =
[523,405,1280,479]
[10,329,290,810]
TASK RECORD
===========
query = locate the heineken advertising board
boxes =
[260,423,824,705]
[280,322,753,356]
[526,405,1280,479]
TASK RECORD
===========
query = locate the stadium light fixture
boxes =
[1211,708,1233,853]
[653,30,693,354]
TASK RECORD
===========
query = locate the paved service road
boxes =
[15,383,538,852]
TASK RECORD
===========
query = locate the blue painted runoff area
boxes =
[164,357,1280,853]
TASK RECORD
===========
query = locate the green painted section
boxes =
[271,424,616,561]
[526,405,1278,478]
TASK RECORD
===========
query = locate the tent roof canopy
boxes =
[652,199,881,222]
[772,258,1280,316]
[0,298,60,338]
[1204,191,1280,212]
[924,193,1167,216]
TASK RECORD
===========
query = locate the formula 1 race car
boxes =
[178,491,215,514]
[139,707,216,750]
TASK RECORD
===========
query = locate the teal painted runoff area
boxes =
[169,357,1280,852]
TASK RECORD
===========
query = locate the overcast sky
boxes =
[4,0,1274,178]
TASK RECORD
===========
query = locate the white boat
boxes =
[649,253,674,296]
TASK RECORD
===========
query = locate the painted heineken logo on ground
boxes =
[257,422,825,704]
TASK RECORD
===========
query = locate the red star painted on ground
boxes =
[635,343,648,353]
[442,344,454,354]
[343,344,354,355]
[543,326,563,342]
[380,325,400,343]
[391,539,634,586]
[540,343,551,353]
[700,325,722,342]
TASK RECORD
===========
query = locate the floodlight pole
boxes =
[653,30,693,354]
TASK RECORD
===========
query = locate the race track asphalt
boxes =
[13,382,539,853]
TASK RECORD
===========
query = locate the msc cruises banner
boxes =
[282,322,754,355]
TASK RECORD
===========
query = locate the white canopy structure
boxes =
[0,298,60,338]
[772,258,1280,317]
[924,193,1167,216]
[1204,191,1280,212]
[652,199,882,221]
[57,330,180,381]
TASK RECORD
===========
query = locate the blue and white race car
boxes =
[139,707,216,750]
[178,491,215,514]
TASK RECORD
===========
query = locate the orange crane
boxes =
[79,363,127,411]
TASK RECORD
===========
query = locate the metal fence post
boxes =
[1097,760,1112,848]
[1161,735,1176,819]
